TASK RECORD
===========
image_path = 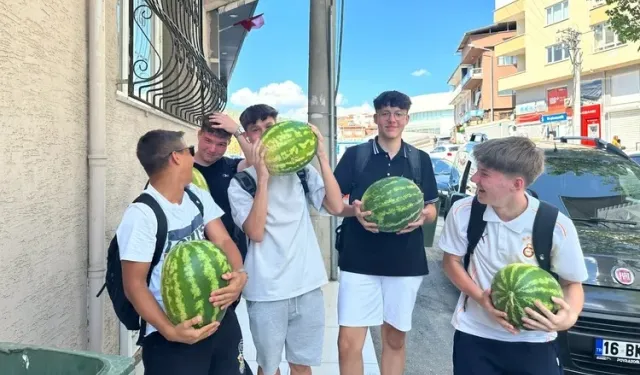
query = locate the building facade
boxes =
[448,23,518,130]
[406,92,456,136]
[494,0,640,147]
[0,0,257,358]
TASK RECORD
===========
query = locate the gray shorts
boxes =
[246,287,325,375]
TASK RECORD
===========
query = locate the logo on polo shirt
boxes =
[522,243,534,258]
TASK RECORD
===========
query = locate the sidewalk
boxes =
[237,281,381,374]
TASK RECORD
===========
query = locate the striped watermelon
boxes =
[361,176,424,233]
[491,263,564,329]
[261,120,318,175]
[192,168,209,192]
[161,240,232,327]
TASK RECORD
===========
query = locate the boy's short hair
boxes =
[239,104,278,130]
[136,129,186,176]
[472,137,545,187]
[373,91,412,111]
[200,116,232,140]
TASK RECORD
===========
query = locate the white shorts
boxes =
[338,270,424,332]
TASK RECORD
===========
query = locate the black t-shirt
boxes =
[334,138,439,277]
[194,157,247,260]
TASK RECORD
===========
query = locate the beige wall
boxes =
[0,0,200,354]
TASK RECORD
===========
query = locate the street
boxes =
[369,215,460,375]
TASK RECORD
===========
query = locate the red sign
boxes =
[580,104,601,145]
[547,87,568,113]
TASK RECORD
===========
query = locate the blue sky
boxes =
[227,0,496,117]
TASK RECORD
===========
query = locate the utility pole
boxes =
[558,28,582,136]
[308,0,335,278]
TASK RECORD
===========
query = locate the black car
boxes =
[444,136,640,375]
[431,156,453,209]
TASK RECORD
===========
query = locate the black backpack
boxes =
[232,168,310,198]
[334,139,423,251]
[462,196,559,310]
[96,187,203,345]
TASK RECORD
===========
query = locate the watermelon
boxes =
[491,263,564,330]
[192,168,209,192]
[161,240,232,327]
[261,120,318,175]
[361,176,424,233]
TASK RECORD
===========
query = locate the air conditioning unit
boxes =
[564,98,572,107]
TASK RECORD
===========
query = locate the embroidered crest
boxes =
[522,243,534,258]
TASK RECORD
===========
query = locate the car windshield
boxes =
[530,150,640,229]
[432,159,452,175]
[431,147,445,153]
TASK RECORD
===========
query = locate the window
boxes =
[546,43,570,64]
[546,0,569,25]
[498,56,517,66]
[498,89,515,96]
[593,23,624,51]
[117,0,163,96]
[116,0,227,124]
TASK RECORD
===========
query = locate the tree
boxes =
[605,0,640,50]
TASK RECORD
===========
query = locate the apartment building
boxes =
[494,0,640,147]
[407,92,456,136]
[0,0,258,358]
[448,22,518,135]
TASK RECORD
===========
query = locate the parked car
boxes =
[443,135,640,374]
[430,156,453,210]
[627,151,640,165]
[429,143,460,162]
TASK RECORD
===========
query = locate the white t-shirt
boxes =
[116,183,224,336]
[228,165,329,302]
[438,194,588,343]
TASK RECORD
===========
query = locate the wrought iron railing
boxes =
[128,0,226,125]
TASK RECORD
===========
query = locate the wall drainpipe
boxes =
[87,0,107,353]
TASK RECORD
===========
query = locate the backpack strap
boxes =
[532,201,559,278]
[349,140,373,196]
[464,197,488,272]
[233,171,258,198]
[404,143,422,186]
[131,193,167,345]
[184,187,204,217]
[462,197,487,311]
[297,168,310,195]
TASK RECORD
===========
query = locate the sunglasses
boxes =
[167,145,195,158]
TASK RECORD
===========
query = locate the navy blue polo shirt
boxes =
[334,138,439,277]
[194,157,247,260]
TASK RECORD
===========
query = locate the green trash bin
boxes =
[0,342,135,375]
[422,199,442,248]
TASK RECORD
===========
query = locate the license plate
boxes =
[595,338,640,365]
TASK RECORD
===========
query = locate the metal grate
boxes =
[128,0,226,125]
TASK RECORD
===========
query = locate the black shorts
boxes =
[141,308,253,375]
[453,330,563,375]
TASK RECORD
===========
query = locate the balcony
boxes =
[495,34,525,57]
[463,109,485,123]
[590,2,611,26]
[494,0,524,23]
[461,68,483,90]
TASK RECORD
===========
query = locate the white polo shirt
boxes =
[438,194,588,343]
[227,165,329,302]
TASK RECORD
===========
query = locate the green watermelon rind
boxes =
[160,240,232,328]
[192,168,210,192]
[490,263,564,330]
[361,176,424,233]
[261,120,318,176]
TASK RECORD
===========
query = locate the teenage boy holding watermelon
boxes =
[227,104,345,375]
[333,90,439,375]
[116,129,251,374]
[438,137,588,374]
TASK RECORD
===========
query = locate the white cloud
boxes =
[411,69,430,77]
[230,80,307,108]
[229,81,373,122]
